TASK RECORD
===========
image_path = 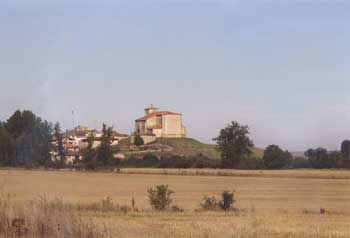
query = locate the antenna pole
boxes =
[72,110,75,129]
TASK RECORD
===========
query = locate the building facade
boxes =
[135,106,186,138]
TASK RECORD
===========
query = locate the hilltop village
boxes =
[50,106,187,163]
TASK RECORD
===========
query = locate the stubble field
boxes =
[1,168,350,238]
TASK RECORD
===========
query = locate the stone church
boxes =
[135,105,186,138]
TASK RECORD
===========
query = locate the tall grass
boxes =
[0,196,105,238]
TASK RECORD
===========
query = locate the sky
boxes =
[1,0,350,151]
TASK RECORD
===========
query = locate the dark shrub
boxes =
[238,156,265,170]
[190,154,220,168]
[134,135,144,146]
[143,153,159,163]
[288,157,311,168]
[171,205,184,212]
[305,148,340,169]
[219,191,235,211]
[120,156,158,168]
[158,154,219,169]
[147,185,174,211]
[159,155,192,168]
[200,191,235,211]
[119,156,138,167]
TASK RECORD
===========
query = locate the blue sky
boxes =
[1,0,350,150]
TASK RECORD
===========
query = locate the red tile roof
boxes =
[135,111,181,122]
[111,131,128,137]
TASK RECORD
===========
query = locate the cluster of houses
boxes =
[50,105,186,163]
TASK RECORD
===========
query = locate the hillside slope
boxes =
[155,138,264,159]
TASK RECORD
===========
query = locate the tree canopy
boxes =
[341,140,350,160]
[0,110,52,166]
[213,121,254,168]
[263,145,292,169]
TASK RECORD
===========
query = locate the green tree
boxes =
[263,145,292,169]
[4,110,25,139]
[213,121,254,168]
[53,122,65,163]
[81,132,97,169]
[96,124,114,166]
[0,126,15,165]
[3,110,52,166]
[305,148,334,169]
[134,134,144,146]
[341,140,350,161]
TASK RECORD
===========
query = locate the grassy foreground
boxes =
[1,169,350,237]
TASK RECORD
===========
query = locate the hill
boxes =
[153,138,264,159]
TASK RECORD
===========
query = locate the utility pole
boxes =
[72,110,75,129]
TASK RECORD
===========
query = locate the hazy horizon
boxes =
[1,0,350,151]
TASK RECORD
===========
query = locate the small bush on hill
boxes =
[147,185,174,211]
[120,154,219,169]
[120,155,159,168]
[159,155,191,168]
[143,153,159,163]
[134,135,144,146]
[158,154,219,169]
[189,154,221,168]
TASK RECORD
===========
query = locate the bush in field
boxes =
[200,191,235,211]
[200,196,219,210]
[219,191,235,211]
[147,185,174,211]
[171,205,184,212]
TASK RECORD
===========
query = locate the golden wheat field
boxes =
[1,168,350,238]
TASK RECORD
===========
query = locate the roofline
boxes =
[135,111,182,122]
[144,107,159,110]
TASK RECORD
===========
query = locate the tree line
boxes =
[1,109,350,170]
[0,110,118,168]
[215,121,350,169]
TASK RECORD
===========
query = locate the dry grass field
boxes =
[1,168,350,237]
